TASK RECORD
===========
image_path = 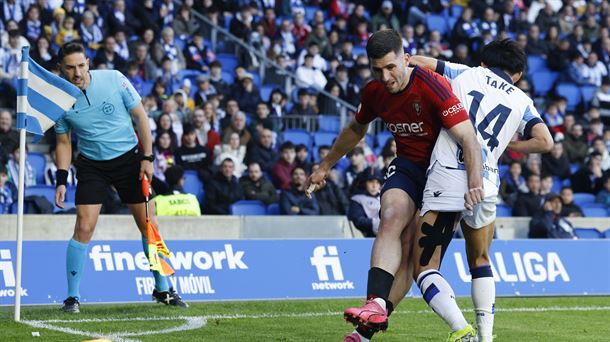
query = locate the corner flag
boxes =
[13,46,80,322]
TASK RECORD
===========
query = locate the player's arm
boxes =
[508,123,554,153]
[305,119,369,196]
[54,132,72,208]
[410,57,470,80]
[447,121,484,210]
[131,103,154,181]
[410,55,439,72]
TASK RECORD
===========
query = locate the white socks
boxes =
[417,269,468,332]
[471,265,495,342]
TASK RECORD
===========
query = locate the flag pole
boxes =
[14,46,30,322]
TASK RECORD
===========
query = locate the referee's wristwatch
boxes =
[142,154,155,162]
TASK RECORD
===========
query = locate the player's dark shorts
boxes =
[74,145,145,205]
[380,156,427,208]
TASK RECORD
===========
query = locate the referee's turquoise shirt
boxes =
[55,70,142,161]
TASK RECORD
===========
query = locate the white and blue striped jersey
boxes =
[429,61,544,187]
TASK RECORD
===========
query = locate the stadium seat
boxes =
[282,129,311,147]
[499,165,509,179]
[250,71,261,88]
[305,6,317,22]
[527,55,548,75]
[375,131,393,148]
[573,228,602,239]
[221,70,234,84]
[426,14,449,36]
[141,80,154,97]
[569,163,580,174]
[27,152,46,185]
[496,204,512,217]
[603,229,610,238]
[313,132,336,147]
[267,203,280,215]
[24,185,72,213]
[555,83,581,111]
[177,69,203,85]
[582,207,608,218]
[260,84,279,102]
[318,115,341,133]
[530,70,558,97]
[551,176,562,194]
[451,4,463,18]
[183,170,205,206]
[580,85,597,108]
[352,46,366,57]
[572,193,596,206]
[216,54,239,72]
[230,200,267,215]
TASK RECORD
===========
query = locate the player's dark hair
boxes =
[58,41,86,61]
[366,29,403,60]
[480,39,526,75]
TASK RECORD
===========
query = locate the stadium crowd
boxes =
[0,0,608,232]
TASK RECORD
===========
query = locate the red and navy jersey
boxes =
[355,66,469,167]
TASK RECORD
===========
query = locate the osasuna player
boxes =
[305,29,483,342]
[404,39,553,342]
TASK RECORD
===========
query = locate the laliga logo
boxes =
[310,246,354,290]
[0,249,28,297]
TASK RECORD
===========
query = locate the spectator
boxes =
[563,52,591,85]
[268,88,289,118]
[571,152,605,194]
[31,36,56,71]
[318,81,343,116]
[348,168,383,237]
[542,142,571,179]
[277,19,296,57]
[479,7,499,40]
[304,23,332,60]
[310,163,349,215]
[542,102,564,132]
[154,103,183,144]
[596,176,610,206]
[249,102,278,139]
[525,24,549,56]
[295,143,312,174]
[582,15,600,44]
[260,7,277,38]
[500,161,528,207]
[292,11,310,50]
[529,193,576,238]
[125,61,144,96]
[279,166,319,215]
[175,124,214,181]
[222,112,251,146]
[591,137,610,171]
[214,132,246,177]
[154,165,201,216]
[0,164,14,214]
[6,145,35,186]
[153,27,186,74]
[205,158,244,214]
[208,60,229,98]
[271,141,296,190]
[513,173,544,216]
[559,186,584,217]
[106,0,140,36]
[193,74,217,107]
[184,31,213,73]
[348,4,367,36]
[290,88,317,116]
[232,72,262,114]
[296,54,328,90]
[344,147,366,192]
[534,3,559,34]
[245,128,277,173]
[93,35,126,72]
[172,4,199,40]
[153,131,176,183]
[45,146,76,187]
[540,173,554,196]
[191,107,221,154]
[372,1,400,32]
[129,42,158,82]
[584,52,608,86]
[54,14,79,46]
[452,7,481,51]
[239,162,278,205]
[172,89,192,118]
[587,118,604,144]
[20,4,43,45]
[333,65,360,106]
[229,5,253,41]
[547,39,572,72]
[0,110,18,157]
[220,98,242,131]
[563,124,589,164]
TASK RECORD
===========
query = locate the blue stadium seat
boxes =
[451,5,463,18]
[573,228,602,239]
[352,46,367,57]
[305,6,317,22]
[183,170,205,206]
[499,165,509,179]
[221,70,234,84]
[530,70,558,97]
[603,229,610,239]
[230,200,267,215]
[24,185,73,213]
[27,152,46,185]
[267,203,280,215]
[496,204,512,217]
[141,80,154,96]
[582,207,608,218]
[175,37,187,51]
[282,129,311,147]
[583,203,607,209]
[177,69,203,85]
[426,14,449,36]
[569,163,580,174]
[250,71,261,88]
[260,84,279,102]
[551,176,562,194]
[527,55,548,75]
[313,132,336,147]
[375,131,393,148]
[580,85,597,107]
[555,83,581,111]
[318,115,341,133]
[572,193,596,206]
[216,53,239,72]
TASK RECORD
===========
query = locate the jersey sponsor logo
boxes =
[102,102,115,115]
[310,246,354,290]
[386,122,426,136]
[442,102,464,117]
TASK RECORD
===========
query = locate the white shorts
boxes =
[421,162,498,229]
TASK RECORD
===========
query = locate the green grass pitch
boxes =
[1,296,609,341]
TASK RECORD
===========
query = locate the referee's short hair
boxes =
[58,41,86,61]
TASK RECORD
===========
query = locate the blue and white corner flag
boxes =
[16,46,80,136]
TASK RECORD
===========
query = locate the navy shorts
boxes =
[380,156,427,208]
[74,145,145,205]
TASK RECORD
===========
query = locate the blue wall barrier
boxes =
[0,239,608,305]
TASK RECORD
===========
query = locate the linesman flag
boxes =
[17,46,80,135]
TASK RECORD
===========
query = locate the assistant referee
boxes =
[53,42,187,312]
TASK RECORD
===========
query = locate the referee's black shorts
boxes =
[74,145,146,205]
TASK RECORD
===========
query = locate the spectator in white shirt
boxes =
[295,53,327,90]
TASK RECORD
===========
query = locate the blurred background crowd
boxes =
[0,0,608,237]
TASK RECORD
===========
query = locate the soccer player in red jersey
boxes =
[306,29,484,341]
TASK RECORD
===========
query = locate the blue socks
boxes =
[141,235,169,292]
[66,239,88,299]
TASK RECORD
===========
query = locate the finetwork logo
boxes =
[0,249,28,297]
[310,246,354,291]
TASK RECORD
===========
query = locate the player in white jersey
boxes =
[406,39,554,342]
